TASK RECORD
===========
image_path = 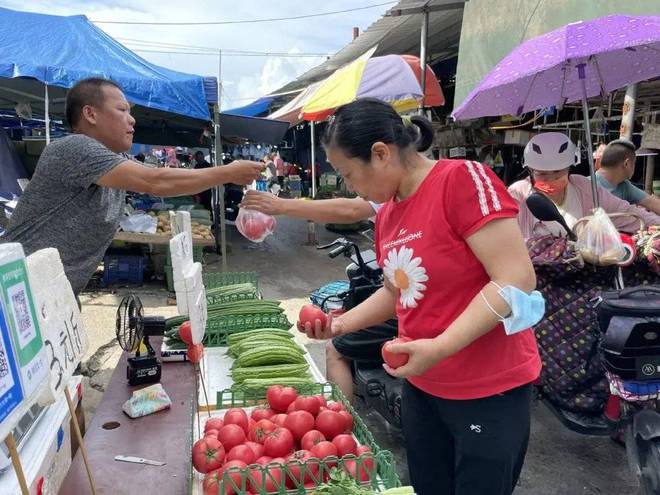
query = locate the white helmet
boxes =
[523,133,577,171]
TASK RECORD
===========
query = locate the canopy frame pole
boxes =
[308,121,317,245]
[419,6,429,114]
[213,49,227,271]
[577,64,599,208]
[44,84,50,144]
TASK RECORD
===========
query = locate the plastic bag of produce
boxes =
[236,207,276,243]
[576,207,625,266]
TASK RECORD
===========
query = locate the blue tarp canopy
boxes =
[224,97,275,117]
[0,6,210,121]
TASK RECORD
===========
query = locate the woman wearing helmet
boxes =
[508,132,660,239]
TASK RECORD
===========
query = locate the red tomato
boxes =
[187,343,204,364]
[255,456,273,465]
[267,385,298,413]
[326,401,345,413]
[251,406,275,422]
[178,321,193,345]
[356,445,374,472]
[203,469,222,495]
[204,428,219,439]
[332,434,357,457]
[218,460,248,495]
[249,419,276,444]
[244,441,265,460]
[300,430,326,451]
[217,424,247,452]
[227,444,256,465]
[315,395,328,408]
[284,410,315,442]
[249,460,283,494]
[286,401,298,413]
[338,410,354,434]
[310,440,339,468]
[381,337,412,369]
[204,418,224,433]
[224,408,249,435]
[241,217,268,241]
[293,396,321,416]
[298,304,327,329]
[315,410,345,440]
[287,450,318,486]
[264,215,277,232]
[192,436,226,474]
[271,414,288,428]
[263,427,295,458]
[343,459,371,482]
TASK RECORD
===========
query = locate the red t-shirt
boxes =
[375,160,541,399]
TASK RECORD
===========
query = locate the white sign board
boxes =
[170,231,194,315]
[26,249,88,406]
[184,263,207,345]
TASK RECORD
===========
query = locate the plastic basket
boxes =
[206,289,259,306]
[311,280,350,311]
[203,271,259,290]
[203,313,291,346]
[102,254,144,285]
[203,383,401,494]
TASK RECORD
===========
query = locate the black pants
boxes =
[402,380,532,495]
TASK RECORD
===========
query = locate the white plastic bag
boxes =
[119,213,157,234]
[236,208,276,243]
[576,207,625,266]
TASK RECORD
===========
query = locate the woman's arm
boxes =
[384,217,536,377]
[597,186,660,230]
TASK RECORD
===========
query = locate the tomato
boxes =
[187,343,204,364]
[271,414,288,428]
[192,436,226,474]
[217,424,247,452]
[315,395,328,408]
[298,304,327,329]
[227,444,256,465]
[300,430,326,451]
[381,337,412,369]
[224,408,249,435]
[293,396,321,416]
[242,217,268,241]
[343,458,371,482]
[263,427,295,458]
[178,321,193,345]
[218,460,248,495]
[287,450,318,486]
[267,385,298,413]
[338,410,354,434]
[286,401,298,413]
[310,440,339,469]
[204,418,224,433]
[356,445,374,472]
[315,410,345,440]
[251,406,275,422]
[332,434,357,457]
[249,459,283,494]
[204,428,219,439]
[326,401,345,413]
[249,419,277,444]
[203,469,222,495]
[284,410,315,442]
[244,441,265,460]
[255,456,273,466]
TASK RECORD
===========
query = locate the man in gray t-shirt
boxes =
[4,78,264,294]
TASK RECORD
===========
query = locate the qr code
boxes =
[11,288,32,336]
[0,349,8,379]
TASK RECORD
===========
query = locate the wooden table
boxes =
[59,338,196,495]
[114,231,216,247]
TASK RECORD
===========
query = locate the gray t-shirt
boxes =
[4,134,126,294]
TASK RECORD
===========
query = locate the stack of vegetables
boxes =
[205,282,259,304]
[227,329,315,391]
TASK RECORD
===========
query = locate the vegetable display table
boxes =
[59,337,196,495]
[114,231,216,247]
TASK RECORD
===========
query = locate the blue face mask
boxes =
[496,284,546,336]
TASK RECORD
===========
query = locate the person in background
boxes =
[274,153,285,188]
[596,138,660,215]
[301,98,541,495]
[508,133,660,239]
[264,154,277,188]
[192,150,213,212]
[3,77,263,295]
[134,152,145,163]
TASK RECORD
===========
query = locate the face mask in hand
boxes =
[496,285,546,336]
[533,175,569,196]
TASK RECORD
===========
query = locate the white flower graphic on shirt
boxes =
[383,246,428,309]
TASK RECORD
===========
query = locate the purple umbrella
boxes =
[451,14,660,205]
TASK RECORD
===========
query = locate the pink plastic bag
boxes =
[236,208,276,243]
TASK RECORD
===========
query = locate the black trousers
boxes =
[401,380,532,495]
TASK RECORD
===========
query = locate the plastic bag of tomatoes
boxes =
[236,208,277,243]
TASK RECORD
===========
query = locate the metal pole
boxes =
[419,7,429,114]
[578,65,599,208]
[214,49,227,272]
[44,84,50,144]
[619,84,637,140]
[310,121,317,198]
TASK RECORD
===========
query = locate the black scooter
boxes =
[316,236,404,428]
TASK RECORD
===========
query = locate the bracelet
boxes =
[480,290,506,320]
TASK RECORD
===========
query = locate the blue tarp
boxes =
[224,97,275,117]
[0,7,210,121]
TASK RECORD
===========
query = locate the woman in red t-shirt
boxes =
[300,99,541,495]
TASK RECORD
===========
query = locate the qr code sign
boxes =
[8,282,37,349]
[0,349,8,379]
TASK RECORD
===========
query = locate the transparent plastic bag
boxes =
[235,208,276,243]
[576,207,625,266]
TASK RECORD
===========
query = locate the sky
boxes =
[1,0,393,110]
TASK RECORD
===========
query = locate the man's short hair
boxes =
[600,138,636,168]
[65,78,122,129]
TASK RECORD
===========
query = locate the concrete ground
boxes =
[79,216,639,494]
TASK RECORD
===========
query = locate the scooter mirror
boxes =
[526,192,577,241]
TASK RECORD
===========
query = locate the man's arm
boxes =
[241,191,375,224]
[96,159,263,196]
[639,194,660,216]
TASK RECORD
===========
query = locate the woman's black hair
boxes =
[321,98,434,162]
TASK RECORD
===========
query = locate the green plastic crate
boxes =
[164,264,174,292]
[203,271,259,290]
[206,289,259,306]
[202,383,401,494]
[203,313,291,346]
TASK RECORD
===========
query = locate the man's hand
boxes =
[241,190,285,215]
[222,160,264,185]
[382,338,447,378]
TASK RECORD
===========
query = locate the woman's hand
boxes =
[382,338,447,378]
[297,312,346,340]
[240,190,284,215]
